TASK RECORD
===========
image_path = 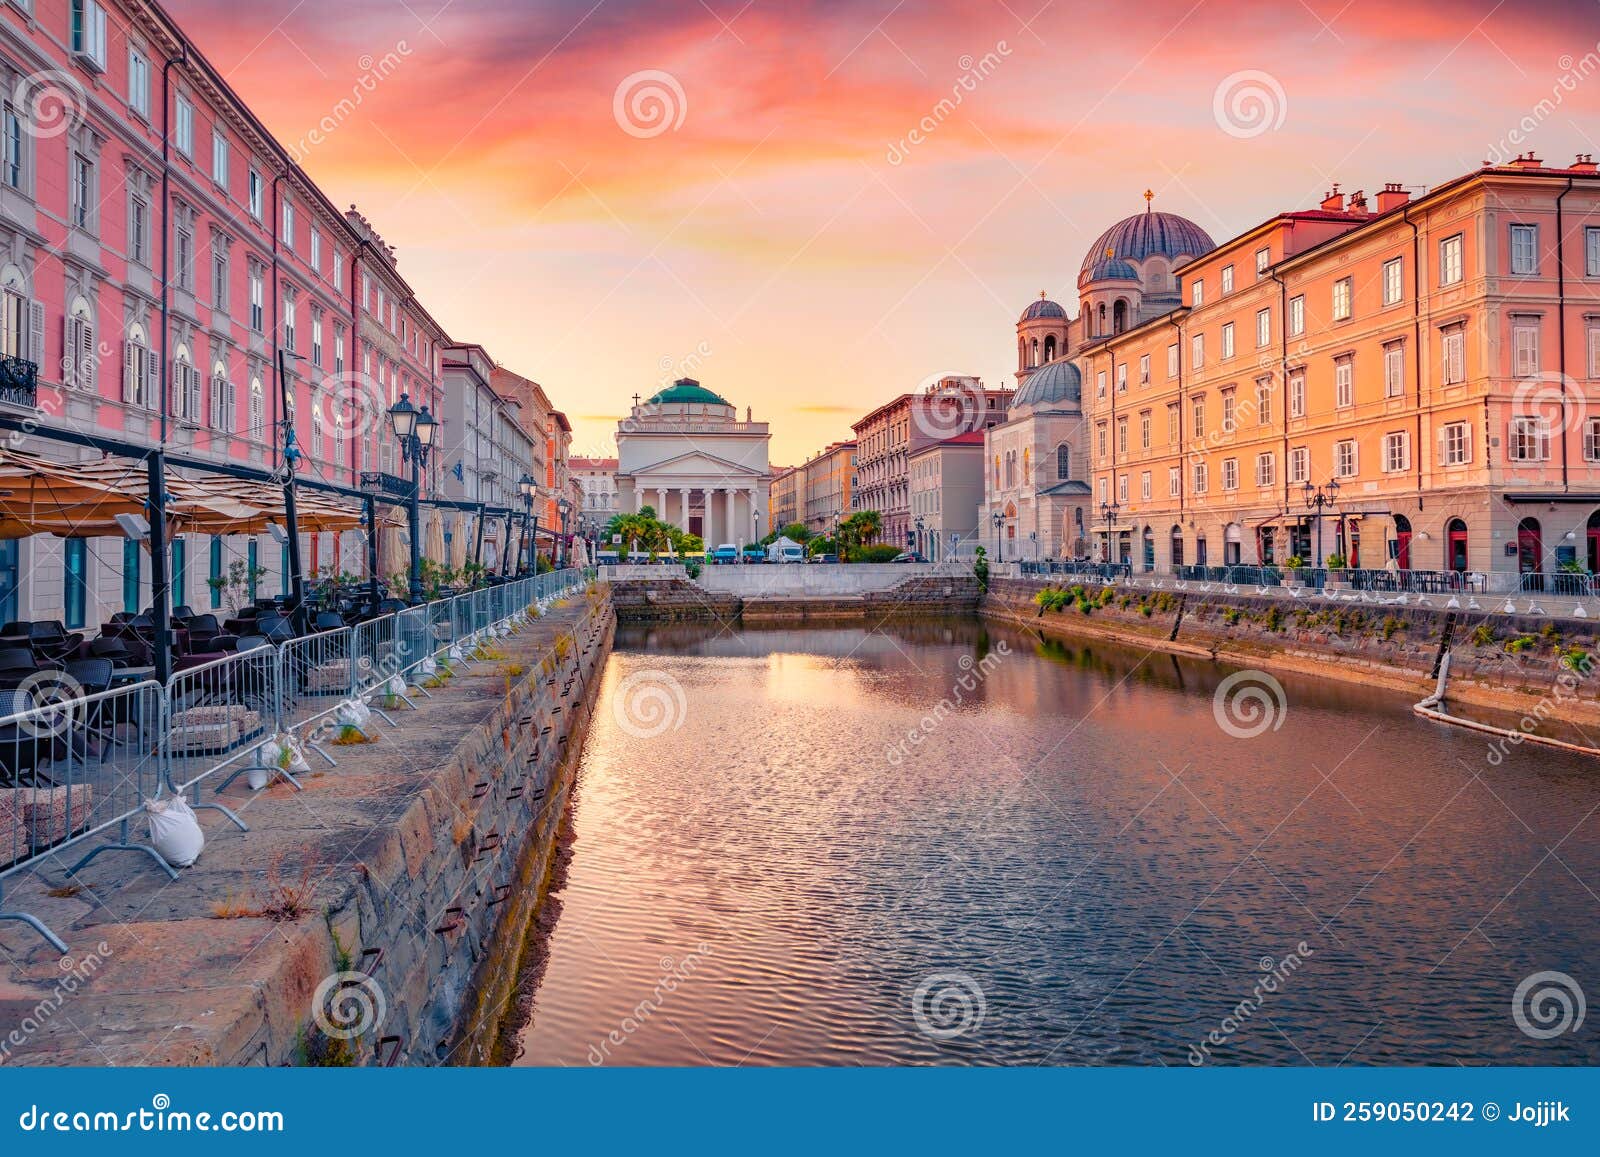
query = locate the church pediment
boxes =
[625,449,764,478]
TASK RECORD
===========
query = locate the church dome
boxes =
[648,378,729,406]
[1083,256,1140,282]
[1079,209,1215,281]
[1020,293,1067,322]
[1013,359,1081,409]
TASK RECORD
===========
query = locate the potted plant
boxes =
[1324,552,1349,589]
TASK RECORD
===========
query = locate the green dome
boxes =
[648,378,730,406]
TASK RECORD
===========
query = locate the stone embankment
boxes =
[983,576,1600,726]
[609,574,980,623]
[0,590,614,1066]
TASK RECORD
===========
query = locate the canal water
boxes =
[508,618,1600,1066]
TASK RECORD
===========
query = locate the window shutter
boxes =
[145,348,160,409]
[26,299,44,367]
[171,360,185,420]
[187,364,200,422]
[123,340,138,403]
[79,316,95,392]
[62,316,79,389]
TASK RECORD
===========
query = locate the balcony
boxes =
[0,355,38,408]
[360,470,415,498]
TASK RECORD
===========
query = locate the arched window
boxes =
[1030,338,1039,367]
[1043,335,1057,362]
[1113,298,1128,334]
[1097,303,1106,336]
[1055,443,1070,480]
[1446,518,1468,572]
[1022,448,1030,481]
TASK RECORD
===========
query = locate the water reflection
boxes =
[510,618,1600,1067]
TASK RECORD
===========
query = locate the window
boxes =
[174,95,193,158]
[1192,462,1208,493]
[3,101,21,189]
[174,222,193,291]
[123,538,142,615]
[1139,354,1150,385]
[1334,439,1358,478]
[1383,431,1411,473]
[1587,227,1600,277]
[362,273,372,311]
[1097,477,1107,504]
[1116,363,1127,393]
[1289,446,1309,484]
[248,168,262,219]
[1220,265,1235,294]
[311,310,324,367]
[1509,224,1538,276]
[1139,410,1151,450]
[1221,388,1236,433]
[248,380,264,437]
[212,244,228,310]
[1383,257,1403,306]
[1440,421,1471,466]
[1441,324,1466,384]
[1512,320,1540,378]
[1117,474,1128,504]
[334,329,345,374]
[282,288,296,350]
[70,152,92,230]
[1191,333,1205,370]
[1256,452,1275,488]
[128,47,150,118]
[1166,343,1179,379]
[1288,295,1304,337]
[210,372,235,431]
[1116,416,1128,454]
[121,339,157,407]
[1222,457,1238,490]
[171,356,200,422]
[129,196,149,265]
[1255,308,1270,348]
[1166,402,1180,445]
[1334,356,1353,408]
[1590,324,1600,379]
[1096,422,1107,458]
[1096,370,1106,399]
[1383,341,1404,397]
[1192,280,1204,308]
[1191,396,1206,438]
[332,251,344,290]
[1168,466,1181,496]
[1585,419,1600,462]
[1140,471,1151,501]
[281,199,295,247]
[63,539,86,630]
[1221,321,1235,359]
[209,536,223,609]
[1332,277,1352,320]
[310,229,322,271]
[210,131,229,188]
[1056,444,1070,480]
[70,1,108,71]
[1289,370,1305,418]
[1508,416,1550,462]
[1255,247,1270,277]
[1439,233,1463,286]
[1255,378,1273,425]
[249,266,264,331]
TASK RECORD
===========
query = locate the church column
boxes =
[635,483,646,513]
[747,487,759,546]
[655,486,667,519]
[679,487,690,540]
[726,488,737,547]
[705,486,720,546]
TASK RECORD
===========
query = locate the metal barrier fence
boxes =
[0,567,592,952]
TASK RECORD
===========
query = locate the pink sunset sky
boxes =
[168,0,1600,464]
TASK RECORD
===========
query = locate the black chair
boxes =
[255,614,295,644]
[0,647,40,690]
[27,622,83,664]
[88,636,135,667]
[313,612,344,633]
[235,635,270,653]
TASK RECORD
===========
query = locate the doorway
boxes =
[1393,514,1412,571]
[1446,519,1468,572]
[1517,517,1543,588]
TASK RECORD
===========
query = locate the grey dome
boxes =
[1083,256,1140,282]
[1014,359,1081,409]
[1020,295,1067,322]
[1080,210,1215,282]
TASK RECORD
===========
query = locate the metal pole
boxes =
[530,516,540,571]
[147,451,172,683]
[473,502,486,569]
[500,510,515,576]
[277,349,308,634]
[408,450,423,603]
[364,494,379,613]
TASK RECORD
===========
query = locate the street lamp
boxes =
[1302,479,1340,567]
[387,393,436,602]
[914,515,926,560]
[518,473,537,575]
[556,497,571,569]
[1100,500,1121,567]
[991,509,1003,561]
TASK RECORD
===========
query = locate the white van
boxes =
[766,538,806,564]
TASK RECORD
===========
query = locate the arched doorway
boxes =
[1170,525,1184,570]
[1195,535,1209,567]
[1141,526,1154,571]
[1518,517,1543,588]
[1393,513,1412,571]
[1446,518,1468,572]
[1224,523,1243,566]
[1587,511,1600,573]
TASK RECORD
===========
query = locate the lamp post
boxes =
[1100,500,1121,567]
[914,515,926,561]
[991,509,1003,561]
[387,392,437,603]
[1302,479,1340,567]
[518,473,536,574]
[556,497,571,569]
[276,348,309,634]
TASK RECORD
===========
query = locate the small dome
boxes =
[1080,209,1215,283]
[648,377,730,406]
[1084,256,1140,282]
[1013,359,1081,409]
[1020,293,1067,322]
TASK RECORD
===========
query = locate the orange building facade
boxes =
[1079,157,1600,585]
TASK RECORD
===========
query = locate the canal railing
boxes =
[0,567,593,953]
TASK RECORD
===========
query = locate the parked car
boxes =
[891,552,927,563]
[710,544,740,565]
[808,553,839,564]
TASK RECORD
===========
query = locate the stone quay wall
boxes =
[610,575,980,624]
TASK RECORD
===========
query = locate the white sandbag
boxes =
[385,675,405,698]
[335,698,372,728]
[145,795,204,868]
[258,734,311,775]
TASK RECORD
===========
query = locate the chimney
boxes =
[1376,182,1411,212]
[1508,153,1544,170]
[1572,153,1598,172]
[1348,189,1368,214]
[1320,183,1344,212]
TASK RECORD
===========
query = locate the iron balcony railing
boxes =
[360,470,414,498]
[0,355,38,408]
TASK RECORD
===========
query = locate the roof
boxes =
[1080,209,1215,279]
[942,431,987,445]
[571,457,618,470]
[649,378,731,406]
[1013,359,1082,409]
[1038,480,1092,496]
[1020,293,1067,322]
